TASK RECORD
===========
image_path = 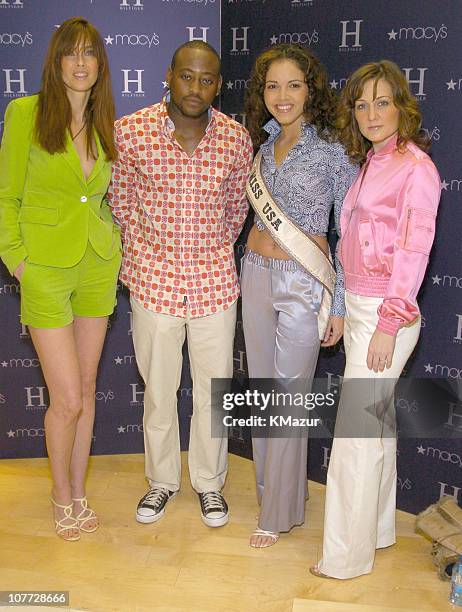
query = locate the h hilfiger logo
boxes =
[339,20,363,50]
[3,68,27,95]
[121,69,145,95]
[402,67,427,98]
[0,0,24,7]
[120,0,143,9]
[187,26,209,42]
[230,27,250,54]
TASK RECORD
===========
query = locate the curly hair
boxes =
[338,59,428,165]
[244,44,337,149]
[36,16,117,161]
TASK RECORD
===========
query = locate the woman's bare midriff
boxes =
[247,224,329,260]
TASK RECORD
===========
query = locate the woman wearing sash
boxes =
[311,60,440,578]
[0,18,120,540]
[241,44,357,548]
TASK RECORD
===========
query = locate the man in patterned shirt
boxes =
[108,41,253,527]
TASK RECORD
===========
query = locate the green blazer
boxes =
[0,94,121,275]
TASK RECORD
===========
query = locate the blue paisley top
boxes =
[256,119,358,316]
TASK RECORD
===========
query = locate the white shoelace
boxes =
[201,492,224,511]
[143,488,168,509]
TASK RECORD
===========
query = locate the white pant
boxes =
[319,292,421,579]
[131,296,237,493]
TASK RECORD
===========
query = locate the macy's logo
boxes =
[117,423,143,433]
[418,445,462,468]
[387,24,447,43]
[7,427,45,438]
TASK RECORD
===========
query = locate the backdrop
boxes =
[1,0,461,514]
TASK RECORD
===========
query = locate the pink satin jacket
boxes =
[339,135,441,336]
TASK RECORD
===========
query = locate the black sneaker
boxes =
[198,491,229,527]
[136,487,177,524]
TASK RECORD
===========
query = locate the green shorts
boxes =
[20,243,122,328]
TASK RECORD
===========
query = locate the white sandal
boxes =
[250,527,279,548]
[72,497,99,533]
[309,565,332,579]
[51,498,80,541]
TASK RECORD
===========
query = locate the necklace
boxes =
[71,121,87,141]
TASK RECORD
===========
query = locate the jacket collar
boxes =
[367,133,399,159]
[60,128,105,186]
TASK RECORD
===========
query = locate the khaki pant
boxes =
[131,296,237,493]
[319,292,421,579]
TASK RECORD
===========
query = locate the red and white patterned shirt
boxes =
[108,101,253,318]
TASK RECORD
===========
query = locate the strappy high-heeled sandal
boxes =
[72,496,99,533]
[51,498,80,541]
[250,527,279,548]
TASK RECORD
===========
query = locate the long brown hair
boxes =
[244,44,337,149]
[35,17,117,161]
[338,59,428,165]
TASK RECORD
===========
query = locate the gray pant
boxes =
[240,249,322,532]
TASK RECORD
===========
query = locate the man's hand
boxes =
[367,329,396,372]
[321,315,344,347]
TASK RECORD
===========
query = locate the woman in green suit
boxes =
[0,17,121,540]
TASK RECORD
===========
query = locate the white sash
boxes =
[245,151,336,340]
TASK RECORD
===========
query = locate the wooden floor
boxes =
[0,453,454,612]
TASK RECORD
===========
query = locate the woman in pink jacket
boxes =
[311,60,441,579]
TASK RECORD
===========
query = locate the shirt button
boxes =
[364,240,369,246]
[80,196,88,203]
